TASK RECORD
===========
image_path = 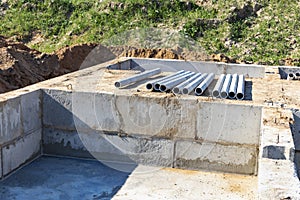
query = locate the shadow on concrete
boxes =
[0,156,131,200]
[42,90,138,172]
[262,145,286,160]
[291,110,300,180]
[39,90,139,199]
[244,81,253,101]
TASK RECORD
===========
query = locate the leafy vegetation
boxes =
[0,0,300,65]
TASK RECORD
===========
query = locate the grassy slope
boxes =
[0,0,299,66]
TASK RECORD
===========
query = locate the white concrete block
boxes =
[43,90,75,129]
[79,132,174,167]
[115,95,196,139]
[2,129,41,175]
[72,92,120,132]
[196,102,262,145]
[21,90,42,134]
[175,140,257,174]
[0,97,22,145]
[226,63,265,78]
[130,58,265,78]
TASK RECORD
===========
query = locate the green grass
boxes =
[0,0,300,66]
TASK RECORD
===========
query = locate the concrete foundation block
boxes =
[2,129,41,176]
[43,127,174,168]
[130,58,265,78]
[115,95,196,139]
[72,92,120,132]
[174,140,258,174]
[196,102,262,145]
[79,132,175,168]
[43,90,75,129]
[43,127,90,158]
[0,97,22,145]
[20,90,42,134]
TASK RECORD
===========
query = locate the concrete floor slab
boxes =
[0,156,131,200]
[114,165,258,200]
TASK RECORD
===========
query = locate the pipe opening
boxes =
[154,84,160,90]
[146,83,153,90]
[237,93,244,100]
[289,73,294,77]
[173,88,180,94]
[220,92,228,99]
[195,88,202,95]
[296,72,300,76]
[182,88,189,94]
[229,92,236,98]
[212,90,219,97]
[160,85,167,92]
[115,82,121,88]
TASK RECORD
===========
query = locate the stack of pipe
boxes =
[212,74,245,100]
[115,69,245,100]
[287,72,300,80]
[145,70,215,95]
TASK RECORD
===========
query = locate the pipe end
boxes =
[220,91,228,99]
[160,85,167,92]
[173,87,180,94]
[115,82,121,88]
[212,90,220,98]
[182,88,189,95]
[228,92,236,99]
[154,83,160,90]
[146,83,153,90]
[236,93,244,100]
[195,88,203,96]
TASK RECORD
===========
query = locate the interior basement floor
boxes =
[0,156,257,200]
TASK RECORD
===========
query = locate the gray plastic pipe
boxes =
[159,72,195,92]
[228,74,239,99]
[236,74,245,100]
[115,68,161,88]
[172,73,202,94]
[195,73,215,96]
[287,73,296,80]
[220,74,232,99]
[212,74,226,98]
[146,70,185,90]
[182,73,208,95]
[154,71,191,90]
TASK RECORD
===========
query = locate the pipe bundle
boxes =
[212,73,245,100]
[114,69,245,100]
[144,70,214,95]
[287,71,300,81]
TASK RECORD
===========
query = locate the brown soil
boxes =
[0,37,115,93]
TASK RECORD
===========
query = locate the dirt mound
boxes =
[0,38,115,93]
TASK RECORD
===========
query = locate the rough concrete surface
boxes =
[175,140,257,174]
[114,165,258,200]
[0,96,22,145]
[2,129,41,175]
[0,156,130,200]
